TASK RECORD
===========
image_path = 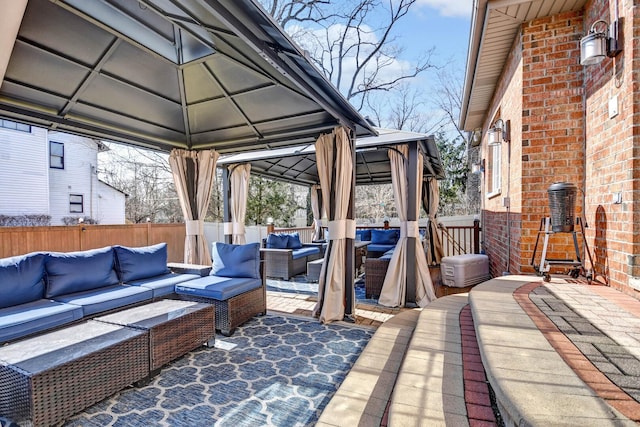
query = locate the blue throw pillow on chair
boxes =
[211,242,261,279]
[355,229,371,241]
[266,233,289,249]
[287,232,303,249]
[371,229,399,245]
[113,243,170,282]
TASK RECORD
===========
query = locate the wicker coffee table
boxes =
[96,300,215,376]
[0,321,149,426]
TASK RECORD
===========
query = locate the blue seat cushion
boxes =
[355,229,371,241]
[52,284,152,316]
[113,243,170,282]
[0,252,46,309]
[367,244,397,254]
[126,273,199,297]
[45,247,119,298]
[380,249,395,260]
[175,276,262,301]
[371,229,399,245]
[0,299,83,343]
[211,242,261,279]
[291,246,320,260]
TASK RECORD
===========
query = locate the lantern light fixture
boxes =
[488,118,510,146]
[580,19,622,66]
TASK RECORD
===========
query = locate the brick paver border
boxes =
[514,282,640,422]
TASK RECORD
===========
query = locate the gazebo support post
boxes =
[222,166,232,244]
[405,140,418,307]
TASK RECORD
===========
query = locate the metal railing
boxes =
[266,220,482,261]
[438,219,481,257]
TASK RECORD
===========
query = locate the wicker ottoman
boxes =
[0,321,148,426]
[96,300,215,375]
[307,258,324,282]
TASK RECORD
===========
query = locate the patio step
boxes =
[318,293,473,426]
[386,293,472,426]
[316,308,420,426]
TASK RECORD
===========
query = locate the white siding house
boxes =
[0,121,126,225]
[0,122,49,216]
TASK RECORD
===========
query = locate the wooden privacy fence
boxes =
[0,224,186,262]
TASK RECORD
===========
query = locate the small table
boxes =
[0,321,149,426]
[167,262,212,276]
[306,241,370,281]
[96,300,215,376]
[307,258,324,282]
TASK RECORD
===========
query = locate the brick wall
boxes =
[480,1,640,298]
[582,0,638,295]
[482,11,587,277]
[481,33,522,277]
[520,11,586,275]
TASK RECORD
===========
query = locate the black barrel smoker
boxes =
[531,182,594,282]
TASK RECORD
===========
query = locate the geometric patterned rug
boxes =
[63,315,373,427]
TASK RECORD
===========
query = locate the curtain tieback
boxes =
[185,220,203,236]
[328,219,356,240]
[223,222,245,235]
[400,221,419,238]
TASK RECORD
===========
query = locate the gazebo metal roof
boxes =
[1,0,375,153]
[218,128,445,186]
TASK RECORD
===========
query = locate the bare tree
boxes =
[98,145,181,223]
[259,0,436,111]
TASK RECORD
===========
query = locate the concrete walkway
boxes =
[267,275,640,425]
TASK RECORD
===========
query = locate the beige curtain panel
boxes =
[379,145,436,307]
[312,126,355,323]
[423,177,444,265]
[169,148,219,265]
[229,163,251,244]
[310,184,323,241]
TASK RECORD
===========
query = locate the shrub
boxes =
[0,215,52,227]
[62,216,99,225]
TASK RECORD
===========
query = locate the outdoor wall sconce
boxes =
[580,19,622,66]
[471,129,482,147]
[487,119,510,145]
[471,159,484,174]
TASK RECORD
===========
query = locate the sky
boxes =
[403,0,472,69]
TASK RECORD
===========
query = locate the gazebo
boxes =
[218,128,445,321]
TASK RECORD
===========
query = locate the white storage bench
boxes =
[440,254,490,288]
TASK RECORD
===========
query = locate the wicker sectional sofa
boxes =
[0,242,266,344]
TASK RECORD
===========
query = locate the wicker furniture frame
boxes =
[96,300,215,373]
[364,257,390,299]
[0,321,149,427]
[176,285,265,336]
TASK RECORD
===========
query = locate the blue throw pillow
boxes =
[371,229,399,245]
[287,232,303,249]
[266,233,289,249]
[211,242,260,279]
[45,247,119,298]
[0,252,46,309]
[356,229,371,241]
[113,243,170,282]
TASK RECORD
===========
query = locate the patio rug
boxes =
[64,314,373,427]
